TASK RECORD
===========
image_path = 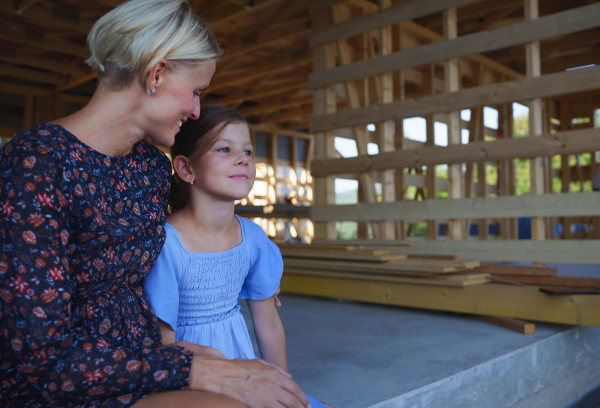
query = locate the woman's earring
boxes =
[190,180,194,185]
[148,88,155,94]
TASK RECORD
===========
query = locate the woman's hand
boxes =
[189,355,310,408]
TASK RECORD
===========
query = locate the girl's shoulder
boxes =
[237,215,273,244]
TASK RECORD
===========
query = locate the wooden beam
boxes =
[238,95,313,117]
[0,53,88,76]
[308,2,600,89]
[311,8,337,240]
[211,0,286,29]
[0,63,64,86]
[311,192,600,223]
[0,81,52,96]
[261,106,312,123]
[280,274,600,326]
[311,128,600,177]
[310,0,475,48]
[0,3,93,34]
[310,65,600,133]
[0,30,89,58]
[465,315,535,334]
[209,56,311,92]
[218,77,307,105]
[220,21,311,62]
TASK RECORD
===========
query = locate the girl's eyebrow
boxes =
[220,138,253,146]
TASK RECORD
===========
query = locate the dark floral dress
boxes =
[0,123,192,407]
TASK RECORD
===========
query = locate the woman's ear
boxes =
[146,58,168,93]
[172,155,194,184]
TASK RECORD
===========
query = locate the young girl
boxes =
[143,105,330,408]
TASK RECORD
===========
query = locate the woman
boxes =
[0,1,308,407]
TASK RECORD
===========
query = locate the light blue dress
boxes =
[144,215,325,407]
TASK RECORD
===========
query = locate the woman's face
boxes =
[190,123,256,202]
[147,61,216,147]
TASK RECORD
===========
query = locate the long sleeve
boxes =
[0,129,192,406]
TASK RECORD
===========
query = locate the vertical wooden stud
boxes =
[312,8,337,240]
[393,22,406,240]
[525,0,545,240]
[443,8,463,240]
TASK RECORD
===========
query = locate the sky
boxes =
[334,103,530,193]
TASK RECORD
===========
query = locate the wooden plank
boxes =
[465,315,536,334]
[283,268,490,287]
[0,63,64,86]
[0,3,93,34]
[310,0,476,47]
[279,274,600,327]
[280,250,407,262]
[474,264,557,276]
[493,275,600,290]
[0,53,88,76]
[280,247,392,256]
[308,2,600,89]
[311,192,600,223]
[277,243,364,251]
[407,254,458,261]
[282,257,479,274]
[332,239,600,264]
[310,65,600,133]
[311,127,600,177]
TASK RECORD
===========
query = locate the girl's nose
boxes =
[236,153,249,166]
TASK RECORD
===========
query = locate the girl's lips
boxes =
[229,174,248,179]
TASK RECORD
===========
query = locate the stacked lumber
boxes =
[476,264,600,294]
[278,243,488,287]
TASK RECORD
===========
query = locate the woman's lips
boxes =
[229,174,248,179]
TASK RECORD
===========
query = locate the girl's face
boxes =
[147,61,216,147]
[191,123,256,202]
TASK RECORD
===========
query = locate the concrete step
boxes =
[240,295,600,408]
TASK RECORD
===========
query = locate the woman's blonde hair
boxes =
[86,0,222,91]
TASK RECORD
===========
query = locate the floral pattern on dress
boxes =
[0,123,192,407]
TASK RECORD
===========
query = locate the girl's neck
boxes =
[167,194,241,253]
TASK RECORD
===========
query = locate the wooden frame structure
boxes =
[308,0,600,262]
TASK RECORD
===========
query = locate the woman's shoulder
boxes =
[0,123,75,173]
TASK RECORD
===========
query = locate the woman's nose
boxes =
[236,153,249,166]
[190,98,200,120]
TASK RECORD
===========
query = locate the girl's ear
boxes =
[146,58,168,93]
[172,155,194,184]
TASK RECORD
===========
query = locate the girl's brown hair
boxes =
[169,104,247,213]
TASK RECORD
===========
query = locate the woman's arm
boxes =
[246,296,287,372]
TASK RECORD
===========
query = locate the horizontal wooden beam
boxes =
[0,81,52,96]
[310,65,600,133]
[211,0,286,29]
[238,94,313,117]
[261,106,312,123]
[0,3,93,34]
[309,3,600,89]
[311,192,600,223]
[311,239,600,265]
[0,30,89,58]
[0,63,64,86]
[310,0,475,47]
[210,56,311,92]
[311,128,600,176]
[218,78,307,105]
[0,53,88,76]
[280,274,600,326]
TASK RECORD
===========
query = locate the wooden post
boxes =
[393,22,406,240]
[525,0,546,241]
[312,8,337,240]
[424,64,437,240]
[559,98,572,239]
[443,8,463,240]
[378,0,396,240]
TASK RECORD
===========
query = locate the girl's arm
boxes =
[246,296,287,372]
[158,318,177,345]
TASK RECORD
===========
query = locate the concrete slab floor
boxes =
[238,294,598,408]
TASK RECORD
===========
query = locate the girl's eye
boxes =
[244,150,252,156]
[217,147,229,153]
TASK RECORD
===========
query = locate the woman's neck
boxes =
[52,85,146,157]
